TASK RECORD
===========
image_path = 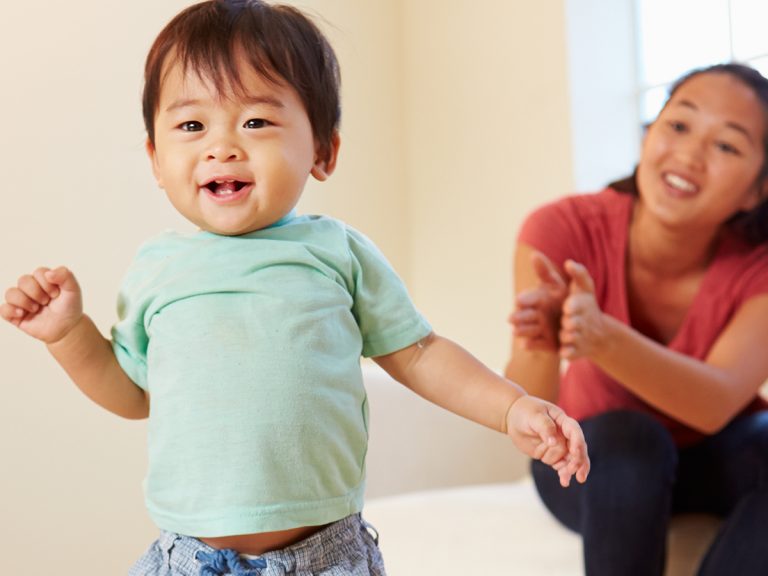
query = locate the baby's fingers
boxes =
[538,438,568,466]
[541,456,575,488]
[557,453,590,487]
[33,267,60,300]
[18,273,53,306]
[557,464,575,488]
[45,266,80,293]
[567,438,591,483]
[4,285,42,315]
[532,411,557,442]
[0,302,25,324]
[561,421,590,483]
[575,459,590,484]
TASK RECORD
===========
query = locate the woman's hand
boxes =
[509,251,568,352]
[559,260,612,360]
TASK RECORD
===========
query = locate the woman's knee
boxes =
[717,411,768,485]
[586,410,675,457]
[583,411,678,490]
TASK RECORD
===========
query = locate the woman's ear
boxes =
[145,138,164,189]
[311,131,341,182]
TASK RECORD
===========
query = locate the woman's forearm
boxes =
[504,345,561,403]
[590,315,756,433]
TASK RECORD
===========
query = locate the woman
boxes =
[506,63,768,575]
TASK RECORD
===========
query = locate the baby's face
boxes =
[147,55,333,235]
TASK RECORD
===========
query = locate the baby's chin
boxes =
[186,206,297,236]
[197,225,263,236]
[195,219,282,237]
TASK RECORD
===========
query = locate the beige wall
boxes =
[401,1,572,368]
[0,1,572,571]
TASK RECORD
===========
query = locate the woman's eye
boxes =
[179,121,204,132]
[244,118,269,129]
[667,121,687,133]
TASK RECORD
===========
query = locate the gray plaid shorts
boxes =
[128,514,386,575]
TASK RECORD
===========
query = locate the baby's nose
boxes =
[205,134,244,161]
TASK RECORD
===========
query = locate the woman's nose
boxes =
[677,136,706,170]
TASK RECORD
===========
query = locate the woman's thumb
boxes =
[565,260,595,294]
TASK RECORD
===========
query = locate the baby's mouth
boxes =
[204,179,249,196]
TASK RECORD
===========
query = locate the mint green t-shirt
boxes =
[111,214,431,537]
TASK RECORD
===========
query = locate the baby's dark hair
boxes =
[610,62,768,244]
[142,0,341,161]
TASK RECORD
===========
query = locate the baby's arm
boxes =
[374,333,589,487]
[1,266,148,419]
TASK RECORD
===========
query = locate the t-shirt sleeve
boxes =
[517,198,586,267]
[345,226,432,357]
[111,259,150,391]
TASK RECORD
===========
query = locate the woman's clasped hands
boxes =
[510,252,614,361]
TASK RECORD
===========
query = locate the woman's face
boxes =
[636,72,767,233]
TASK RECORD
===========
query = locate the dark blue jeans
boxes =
[531,410,768,576]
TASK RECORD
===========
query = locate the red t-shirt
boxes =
[518,188,768,446]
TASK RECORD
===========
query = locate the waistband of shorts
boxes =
[158,513,366,573]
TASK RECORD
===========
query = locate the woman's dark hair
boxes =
[142,0,341,162]
[609,63,768,244]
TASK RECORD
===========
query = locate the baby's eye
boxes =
[244,118,269,129]
[179,121,204,132]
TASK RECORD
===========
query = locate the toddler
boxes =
[0,1,589,574]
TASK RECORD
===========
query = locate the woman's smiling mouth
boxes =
[663,172,699,197]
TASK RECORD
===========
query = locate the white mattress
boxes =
[364,478,720,576]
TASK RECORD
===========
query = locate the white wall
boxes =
[566,0,640,191]
[0,1,573,571]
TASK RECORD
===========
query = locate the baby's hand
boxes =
[505,395,590,487]
[1,266,83,343]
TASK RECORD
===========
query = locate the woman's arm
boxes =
[562,261,768,433]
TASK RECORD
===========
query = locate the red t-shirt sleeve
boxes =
[517,197,588,268]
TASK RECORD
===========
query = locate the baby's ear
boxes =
[311,131,340,182]
[145,139,164,189]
